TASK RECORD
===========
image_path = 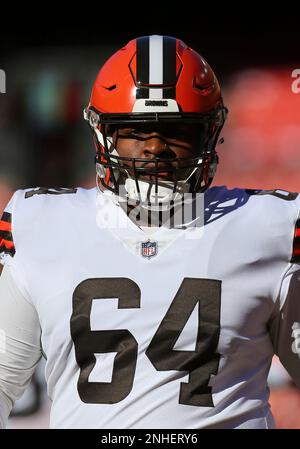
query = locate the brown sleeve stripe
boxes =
[0,229,13,241]
[0,211,13,242]
[0,211,15,257]
[1,212,12,223]
[291,219,300,263]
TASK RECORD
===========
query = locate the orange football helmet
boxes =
[84,35,227,204]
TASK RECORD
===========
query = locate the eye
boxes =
[120,126,139,133]
[117,126,150,138]
[122,128,136,134]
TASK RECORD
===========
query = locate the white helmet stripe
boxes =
[149,35,163,99]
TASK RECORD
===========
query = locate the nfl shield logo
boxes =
[141,240,157,259]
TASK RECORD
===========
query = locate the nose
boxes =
[142,134,174,159]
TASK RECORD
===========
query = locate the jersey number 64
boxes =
[70,278,221,408]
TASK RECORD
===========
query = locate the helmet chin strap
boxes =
[124,177,191,210]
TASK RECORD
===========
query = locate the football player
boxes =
[0,35,300,429]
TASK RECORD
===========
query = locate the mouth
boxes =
[118,161,174,182]
[140,161,175,179]
[140,172,174,182]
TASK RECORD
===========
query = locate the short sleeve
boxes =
[0,264,42,428]
[0,192,18,265]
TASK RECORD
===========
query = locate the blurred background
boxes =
[1,18,300,428]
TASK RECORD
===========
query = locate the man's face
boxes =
[111,123,205,181]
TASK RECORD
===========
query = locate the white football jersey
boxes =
[0,185,300,429]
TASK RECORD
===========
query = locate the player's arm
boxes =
[0,264,42,428]
[268,263,300,389]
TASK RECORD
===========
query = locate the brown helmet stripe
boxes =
[136,35,177,101]
[136,36,150,99]
[163,36,176,99]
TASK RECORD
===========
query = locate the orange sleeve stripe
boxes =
[295,228,300,238]
[0,239,15,250]
[0,220,12,232]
